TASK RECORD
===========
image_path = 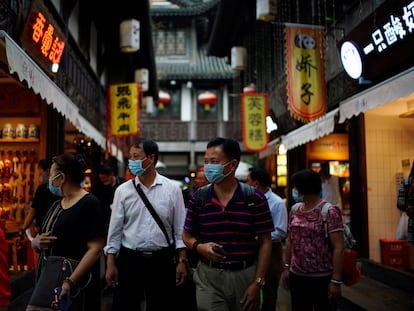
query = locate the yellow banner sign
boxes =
[285,23,327,122]
[241,94,269,152]
[108,83,140,136]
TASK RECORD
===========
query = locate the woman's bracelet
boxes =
[330,279,343,285]
[64,277,76,287]
[283,263,290,270]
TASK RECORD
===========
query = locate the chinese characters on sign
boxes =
[241,93,269,152]
[285,24,327,122]
[20,0,66,74]
[107,83,140,154]
[32,12,65,66]
[363,1,414,55]
[108,83,140,136]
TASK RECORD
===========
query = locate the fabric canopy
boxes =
[235,161,253,181]
[281,108,339,151]
[0,31,123,162]
[339,66,414,123]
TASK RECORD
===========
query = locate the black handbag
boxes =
[26,202,92,311]
[26,256,91,311]
[132,180,177,260]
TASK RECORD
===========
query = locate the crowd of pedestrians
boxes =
[1,136,349,311]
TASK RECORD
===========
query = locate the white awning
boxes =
[339,66,414,123]
[281,108,339,151]
[0,31,122,162]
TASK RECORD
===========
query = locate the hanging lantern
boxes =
[243,84,257,94]
[231,46,247,71]
[120,19,140,52]
[156,90,171,110]
[143,96,154,114]
[256,0,277,22]
[198,91,217,111]
[134,68,149,91]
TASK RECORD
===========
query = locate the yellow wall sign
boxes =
[241,93,269,152]
[108,83,140,136]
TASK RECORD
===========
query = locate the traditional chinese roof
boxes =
[150,0,220,16]
[156,45,237,80]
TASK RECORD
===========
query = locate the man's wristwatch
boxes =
[255,277,266,287]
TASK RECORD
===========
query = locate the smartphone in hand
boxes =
[212,245,225,256]
[53,287,72,311]
[60,296,72,311]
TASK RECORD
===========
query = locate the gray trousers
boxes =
[193,262,257,311]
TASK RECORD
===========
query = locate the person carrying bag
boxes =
[26,153,106,311]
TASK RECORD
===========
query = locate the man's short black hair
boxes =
[249,167,271,188]
[38,158,53,171]
[206,137,241,162]
[131,138,159,165]
[99,164,115,175]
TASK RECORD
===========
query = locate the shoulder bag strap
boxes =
[132,179,173,248]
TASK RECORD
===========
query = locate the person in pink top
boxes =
[282,169,344,311]
[0,223,11,311]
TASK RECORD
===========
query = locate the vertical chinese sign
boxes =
[107,83,140,155]
[241,93,269,152]
[285,23,327,122]
[20,0,66,75]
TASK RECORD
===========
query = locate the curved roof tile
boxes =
[156,46,237,80]
[151,0,219,16]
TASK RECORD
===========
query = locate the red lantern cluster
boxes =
[198,91,217,111]
[156,90,171,110]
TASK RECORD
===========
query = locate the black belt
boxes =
[201,258,255,271]
[121,246,173,258]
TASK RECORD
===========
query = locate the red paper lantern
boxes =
[243,84,256,94]
[156,90,171,110]
[198,91,217,111]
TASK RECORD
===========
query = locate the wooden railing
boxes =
[139,120,242,141]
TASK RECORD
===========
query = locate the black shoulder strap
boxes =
[239,182,256,208]
[132,179,173,247]
[195,184,211,210]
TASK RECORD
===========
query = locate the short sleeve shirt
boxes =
[288,201,343,276]
[184,182,274,262]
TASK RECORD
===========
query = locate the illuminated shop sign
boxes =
[363,2,414,56]
[339,0,414,82]
[20,0,66,75]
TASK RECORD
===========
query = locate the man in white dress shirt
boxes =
[247,167,288,311]
[104,138,188,311]
[319,162,343,211]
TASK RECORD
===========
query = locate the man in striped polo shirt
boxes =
[183,137,274,311]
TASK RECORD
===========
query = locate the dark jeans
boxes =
[289,272,337,311]
[111,247,176,311]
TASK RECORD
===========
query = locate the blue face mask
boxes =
[292,189,303,202]
[49,174,63,197]
[204,161,232,184]
[129,158,147,176]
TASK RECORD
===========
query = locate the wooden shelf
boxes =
[0,138,39,143]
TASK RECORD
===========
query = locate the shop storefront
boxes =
[338,66,414,270]
[266,0,414,271]
[0,31,122,278]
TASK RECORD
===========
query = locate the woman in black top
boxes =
[29,153,105,311]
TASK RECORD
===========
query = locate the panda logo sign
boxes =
[295,34,316,49]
